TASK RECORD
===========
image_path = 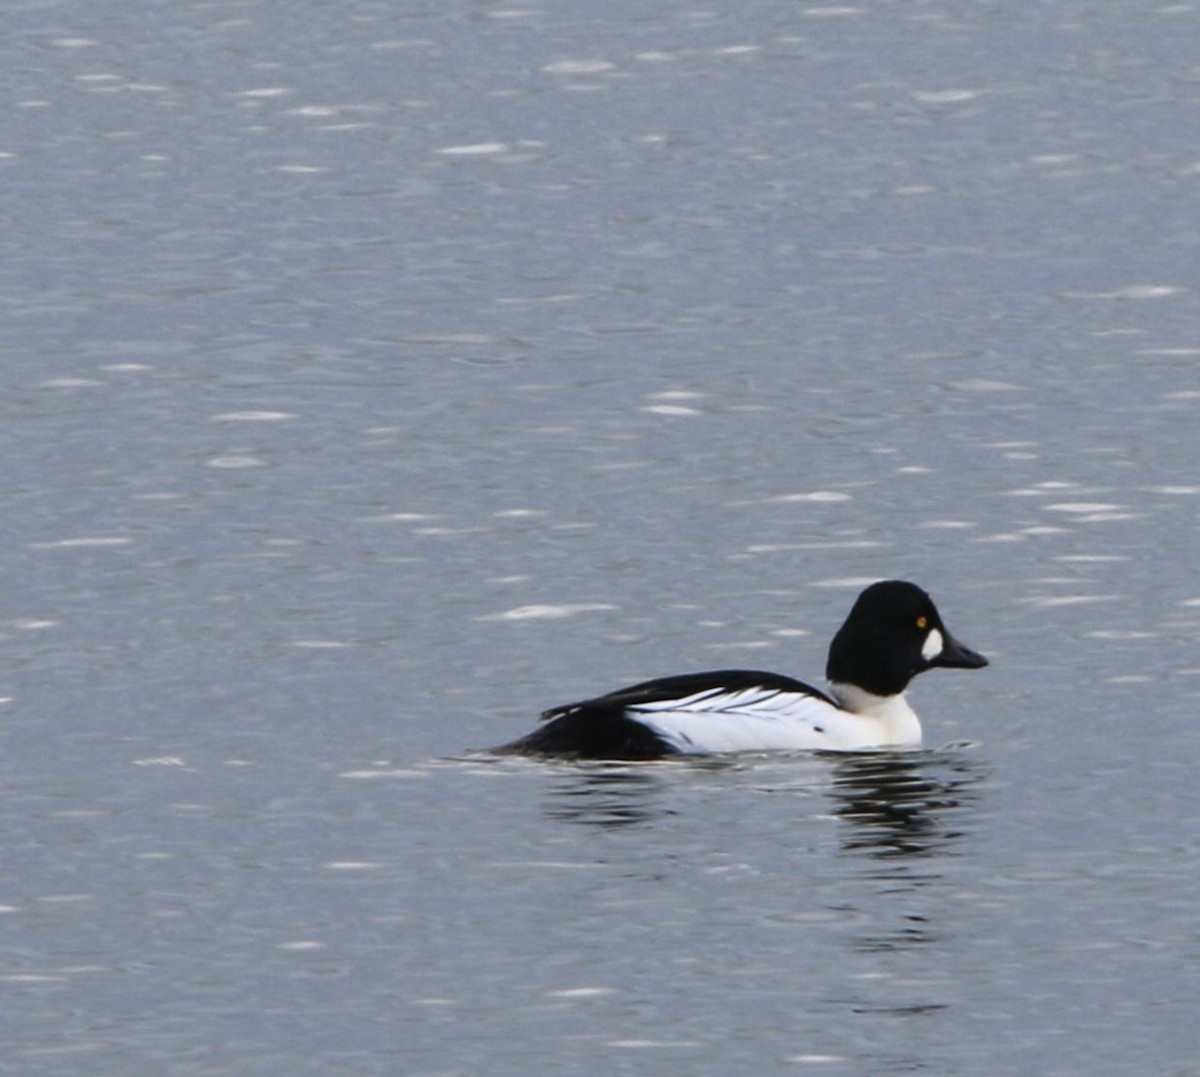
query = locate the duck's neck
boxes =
[829,683,923,748]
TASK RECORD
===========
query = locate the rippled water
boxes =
[3,0,1200,1072]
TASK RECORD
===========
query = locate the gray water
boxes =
[2,0,1199,1073]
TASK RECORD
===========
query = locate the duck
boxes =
[493,580,987,760]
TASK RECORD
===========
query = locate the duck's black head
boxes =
[825,580,988,697]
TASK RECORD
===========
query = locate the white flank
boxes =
[631,685,922,753]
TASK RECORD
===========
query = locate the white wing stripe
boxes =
[630,686,818,717]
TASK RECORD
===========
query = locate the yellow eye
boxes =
[916,616,928,629]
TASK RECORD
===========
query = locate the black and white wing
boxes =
[500,670,844,759]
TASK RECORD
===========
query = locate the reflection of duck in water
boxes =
[531,750,985,847]
[542,767,680,829]
[829,751,985,859]
[494,581,987,760]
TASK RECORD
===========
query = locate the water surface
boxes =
[2,0,1199,1072]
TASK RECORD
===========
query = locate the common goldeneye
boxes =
[494,580,987,759]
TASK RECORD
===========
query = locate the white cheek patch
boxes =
[921,628,944,662]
